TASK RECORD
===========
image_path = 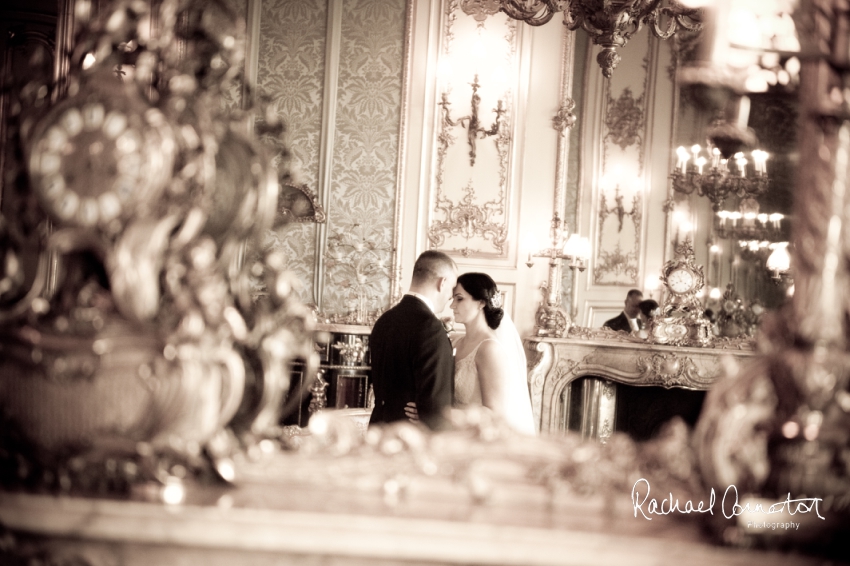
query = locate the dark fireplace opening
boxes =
[614,384,706,442]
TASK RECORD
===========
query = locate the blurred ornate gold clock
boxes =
[27,88,176,232]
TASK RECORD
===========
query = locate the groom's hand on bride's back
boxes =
[404,402,419,423]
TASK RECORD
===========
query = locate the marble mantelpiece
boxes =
[525,329,757,439]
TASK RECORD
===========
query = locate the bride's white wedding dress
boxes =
[453,318,537,435]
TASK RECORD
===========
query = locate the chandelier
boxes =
[459,0,702,78]
[670,143,770,211]
[714,197,784,241]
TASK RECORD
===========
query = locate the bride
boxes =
[404,272,537,435]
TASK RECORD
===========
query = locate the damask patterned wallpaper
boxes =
[257,0,328,303]
[256,0,404,315]
[324,0,404,314]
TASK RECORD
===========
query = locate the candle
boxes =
[712,147,721,168]
[734,152,747,177]
[676,146,689,174]
[751,149,768,174]
[696,156,707,175]
[691,144,701,161]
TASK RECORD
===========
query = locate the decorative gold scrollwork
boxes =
[552,99,577,133]
[428,183,508,254]
[636,352,706,389]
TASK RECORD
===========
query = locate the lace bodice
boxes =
[454,339,494,406]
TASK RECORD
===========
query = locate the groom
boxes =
[369,250,457,431]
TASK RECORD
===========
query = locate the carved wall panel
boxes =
[428,1,516,259]
[593,40,651,287]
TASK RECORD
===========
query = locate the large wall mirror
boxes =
[669,36,798,338]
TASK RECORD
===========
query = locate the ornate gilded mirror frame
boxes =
[276,182,327,226]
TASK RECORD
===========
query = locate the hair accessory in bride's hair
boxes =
[488,290,503,309]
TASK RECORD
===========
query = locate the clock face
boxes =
[27,95,175,230]
[667,268,695,294]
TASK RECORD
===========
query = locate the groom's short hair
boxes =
[412,250,456,285]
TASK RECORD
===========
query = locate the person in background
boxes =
[603,289,644,332]
[635,298,660,339]
[638,299,660,324]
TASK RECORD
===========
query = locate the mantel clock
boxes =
[649,238,714,347]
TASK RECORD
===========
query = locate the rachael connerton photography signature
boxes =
[630,478,825,521]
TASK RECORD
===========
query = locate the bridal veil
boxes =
[493,312,537,435]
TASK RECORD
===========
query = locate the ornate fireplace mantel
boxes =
[525,329,757,439]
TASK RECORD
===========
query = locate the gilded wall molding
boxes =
[552,30,579,314]
[313,0,343,310]
[390,0,418,303]
[594,244,639,283]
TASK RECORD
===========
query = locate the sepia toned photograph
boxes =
[0,0,847,564]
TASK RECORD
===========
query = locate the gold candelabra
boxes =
[324,226,391,325]
[526,215,590,337]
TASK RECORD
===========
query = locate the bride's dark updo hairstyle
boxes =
[456,272,504,330]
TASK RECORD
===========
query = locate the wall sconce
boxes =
[526,215,591,337]
[439,75,505,167]
[600,175,642,233]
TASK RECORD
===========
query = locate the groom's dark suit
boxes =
[369,295,454,430]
